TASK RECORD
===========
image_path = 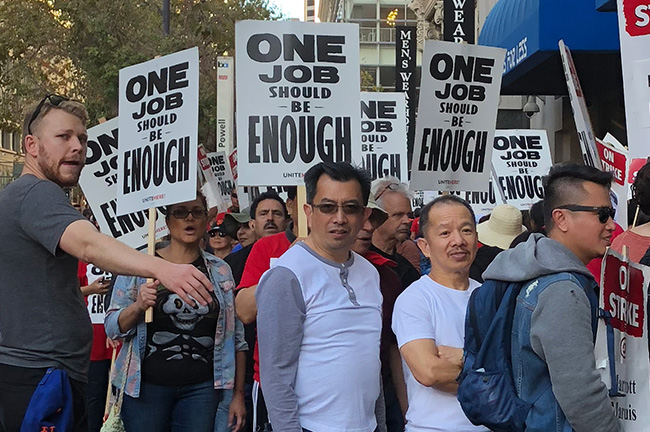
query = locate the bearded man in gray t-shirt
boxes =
[0,96,214,432]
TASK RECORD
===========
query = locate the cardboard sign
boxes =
[216,56,235,154]
[595,251,650,431]
[207,151,236,206]
[235,21,362,186]
[117,47,199,215]
[491,130,552,210]
[360,92,408,182]
[597,140,627,186]
[86,264,111,325]
[79,119,168,250]
[410,40,505,192]
[616,0,650,160]
[558,40,602,170]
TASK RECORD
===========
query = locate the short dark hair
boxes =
[529,200,544,232]
[632,162,650,215]
[419,195,476,237]
[286,186,297,201]
[250,191,288,220]
[543,163,613,230]
[304,162,372,205]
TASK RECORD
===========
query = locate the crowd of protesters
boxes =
[1,96,648,432]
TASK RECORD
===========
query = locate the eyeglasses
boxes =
[208,229,227,238]
[170,208,207,219]
[311,202,365,215]
[555,205,616,224]
[375,182,400,201]
[28,94,70,135]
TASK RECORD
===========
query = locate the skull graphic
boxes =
[161,294,211,331]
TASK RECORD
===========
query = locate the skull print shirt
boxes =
[142,255,220,385]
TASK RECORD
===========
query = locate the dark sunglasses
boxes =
[555,205,616,224]
[170,208,207,219]
[311,202,365,215]
[208,229,228,238]
[28,94,70,135]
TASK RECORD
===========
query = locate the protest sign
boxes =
[595,250,650,431]
[360,92,408,181]
[79,118,168,250]
[228,148,250,209]
[198,145,228,213]
[207,150,236,209]
[410,40,505,192]
[491,130,552,210]
[216,56,235,154]
[616,0,650,160]
[116,47,199,215]
[235,20,362,186]
[85,264,111,325]
[559,40,602,169]
[598,134,629,229]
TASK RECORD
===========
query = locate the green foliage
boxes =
[0,0,281,150]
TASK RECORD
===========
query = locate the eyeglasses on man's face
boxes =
[311,202,365,215]
[208,229,227,238]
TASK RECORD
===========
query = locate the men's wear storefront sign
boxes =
[595,251,650,431]
[491,130,552,210]
[395,26,417,162]
[79,118,168,250]
[360,92,408,182]
[443,0,475,43]
[235,20,362,186]
[410,40,505,192]
[617,0,650,160]
[117,47,199,215]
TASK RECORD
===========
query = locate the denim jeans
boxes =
[214,388,232,432]
[121,380,220,432]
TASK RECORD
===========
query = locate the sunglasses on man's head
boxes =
[28,94,70,135]
[170,208,207,219]
[311,202,365,215]
[555,205,616,224]
[208,229,227,238]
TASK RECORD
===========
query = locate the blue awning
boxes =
[595,0,616,12]
[478,0,620,95]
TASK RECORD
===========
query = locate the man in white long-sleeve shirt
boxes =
[256,161,382,432]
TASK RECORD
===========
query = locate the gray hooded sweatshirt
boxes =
[482,233,621,432]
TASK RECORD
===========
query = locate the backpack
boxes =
[457,273,605,432]
[457,279,529,432]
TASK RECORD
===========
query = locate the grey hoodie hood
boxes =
[482,233,594,282]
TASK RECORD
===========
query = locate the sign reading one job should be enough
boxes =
[235,21,362,186]
[410,40,505,192]
[116,47,199,215]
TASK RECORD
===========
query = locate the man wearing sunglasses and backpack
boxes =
[480,163,621,432]
[0,95,214,431]
[256,162,383,432]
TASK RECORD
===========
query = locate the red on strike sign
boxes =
[596,141,626,186]
[623,0,650,37]
[603,254,645,337]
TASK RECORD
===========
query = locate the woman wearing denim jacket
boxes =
[105,194,248,431]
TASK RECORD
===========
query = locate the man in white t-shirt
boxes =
[392,195,488,432]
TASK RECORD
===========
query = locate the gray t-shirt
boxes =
[0,175,92,382]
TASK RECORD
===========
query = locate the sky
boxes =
[271,0,304,20]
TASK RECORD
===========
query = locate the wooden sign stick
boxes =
[145,207,156,323]
[297,185,308,239]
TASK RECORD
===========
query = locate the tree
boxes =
[0,0,281,150]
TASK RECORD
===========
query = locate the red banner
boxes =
[622,0,650,37]
[603,254,645,337]
[596,141,626,186]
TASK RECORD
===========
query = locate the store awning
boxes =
[478,0,621,95]
[595,0,617,12]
